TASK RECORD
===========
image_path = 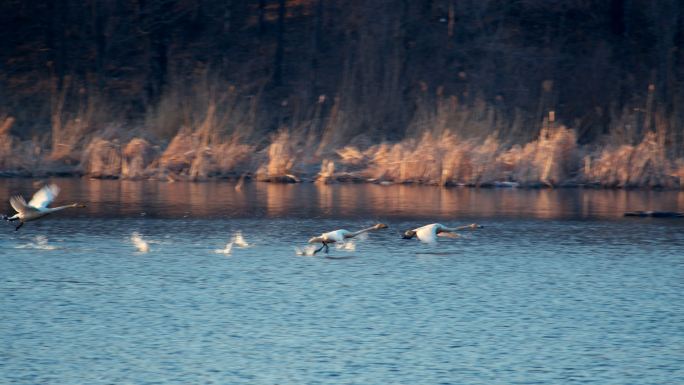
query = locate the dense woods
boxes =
[1,0,684,187]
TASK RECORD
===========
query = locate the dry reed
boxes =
[2,81,683,189]
[256,130,300,182]
[581,131,678,188]
[122,138,158,179]
[81,137,122,178]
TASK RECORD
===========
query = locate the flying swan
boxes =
[402,223,482,243]
[2,184,86,231]
[308,223,388,254]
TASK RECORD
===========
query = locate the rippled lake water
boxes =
[1,179,683,384]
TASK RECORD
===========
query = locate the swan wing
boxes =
[437,232,460,239]
[28,184,61,209]
[10,195,36,214]
[319,230,347,242]
[415,224,438,243]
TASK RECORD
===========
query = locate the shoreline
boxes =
[1,172,682,191]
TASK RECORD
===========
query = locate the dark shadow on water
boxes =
[415,251,459,256]
[323,255,357,260]
[31,279,101,286]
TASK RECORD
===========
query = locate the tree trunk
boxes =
[273,0,286,86]
[610,0,625,36]
[258,0,267,40]
[92,0,106,92]
[310,0,323,95]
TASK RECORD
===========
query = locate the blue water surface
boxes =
[1,180,683,384]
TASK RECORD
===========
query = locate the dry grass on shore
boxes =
[1,93,683,188]
[5,122,682,189]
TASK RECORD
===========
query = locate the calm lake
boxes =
[1,179,683,384]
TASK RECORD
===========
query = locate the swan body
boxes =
[403,223,482,243]
[309,229,353,244]
[308,223,387,254]
[3,184,86,230]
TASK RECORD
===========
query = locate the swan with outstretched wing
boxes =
[308,223,388,254]
[3,184,86,231]
[402,223,482,243]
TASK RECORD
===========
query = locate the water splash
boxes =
[215,231,249,255]
[295,240,356,256]
[295,245,318,256]
[130,232,150,253]
[233,231,249,248]
[214,242,233,255]
[15,235,57,250]
[335,240,356,251]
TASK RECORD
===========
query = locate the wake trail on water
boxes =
[15,235,58,250]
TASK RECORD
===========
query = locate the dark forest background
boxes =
[1,0,684,186]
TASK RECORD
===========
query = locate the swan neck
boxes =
[349,226,377,237]
[46,204,75,212]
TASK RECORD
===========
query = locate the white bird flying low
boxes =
[402,223,482,243]
[2,184,86,231]
[308,223,388,254]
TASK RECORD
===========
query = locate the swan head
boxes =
[467,223,483,229]
[72,203,87,208]
[308,236,324,244]
[402,230,416,239]
[374,223,388,230]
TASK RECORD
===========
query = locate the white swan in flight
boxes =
[308,223,388,254]
[402,223,482,243]
[2,184,86,231]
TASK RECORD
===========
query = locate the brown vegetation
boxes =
[3,110,683,188]
[1,1,683,188]
[81,138,122,178]
[122,138,158,180]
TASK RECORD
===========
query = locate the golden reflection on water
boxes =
[120,180,146,214]
[1,178,684,219]
[262,183,299,217]
[83,179,118,215]
[534,190,555,219]
[188,182,215,216]
[307,184,684,219]
[316,183,334,216]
